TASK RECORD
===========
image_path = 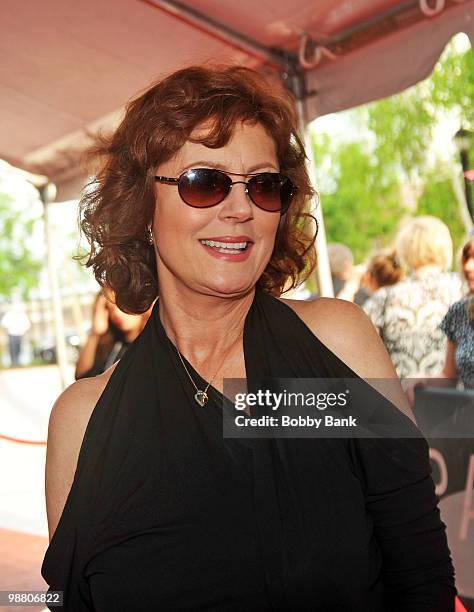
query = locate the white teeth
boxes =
[200,240,248,250]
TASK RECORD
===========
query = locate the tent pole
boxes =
[39,184,70,390]
[144,0,285,69]
[284,70,334,298]
[300,114,335,298]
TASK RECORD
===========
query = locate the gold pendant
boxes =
[194,390,208,406]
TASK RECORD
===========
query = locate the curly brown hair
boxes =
[77,65,317,313]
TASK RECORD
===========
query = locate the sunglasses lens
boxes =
[178,169,231,208]
[248,173,295,212]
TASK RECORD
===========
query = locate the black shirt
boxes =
[41,290,456,610]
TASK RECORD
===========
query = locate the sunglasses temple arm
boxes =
[154,176,180,184]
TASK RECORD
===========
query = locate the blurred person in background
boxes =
[327,242,353,296]
[1,301,31,367]
[360,250,404,295]
[406,234,474,403]
[338,250,404,305]
[439,235,474,388]
[75,288,152,379]
[325,242,368,305]
[363,216,462,378]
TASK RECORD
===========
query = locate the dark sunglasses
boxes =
[154,168,296,214]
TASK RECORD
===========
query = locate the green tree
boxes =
[313,35,473,264]
[430,45,474,126]
[313,137,404,262]
[0,192,42,299]
[367,91,434,180]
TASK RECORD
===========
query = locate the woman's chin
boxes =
[203,276,256,297]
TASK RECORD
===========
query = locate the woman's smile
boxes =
[199,235,254,261]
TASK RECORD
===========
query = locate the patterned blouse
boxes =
[363,269,462,378]
[439,295,474,389]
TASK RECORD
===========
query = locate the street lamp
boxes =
[454,127,473,222]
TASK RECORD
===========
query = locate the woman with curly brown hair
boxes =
[41,66,455,610]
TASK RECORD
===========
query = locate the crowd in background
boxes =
[326,215,474,392]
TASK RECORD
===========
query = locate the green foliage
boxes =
[430,45,474,126]
[313,138,404,262]
[367,92,434,179]
[312,35,474,266]
[0,192,42,300]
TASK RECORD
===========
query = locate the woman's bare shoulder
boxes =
[278,295,361,338]
[277,296,398,379]
[53,362,119,421]
[45,362,118,540]
[277,296,413,419]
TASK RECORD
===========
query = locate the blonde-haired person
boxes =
[364,216,462,378]
[397,215,454,272]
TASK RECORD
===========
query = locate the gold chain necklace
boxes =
[176,340,238,407]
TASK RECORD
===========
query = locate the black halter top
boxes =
[41,289,455,611]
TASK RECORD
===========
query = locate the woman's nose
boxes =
[217,182,254,221]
